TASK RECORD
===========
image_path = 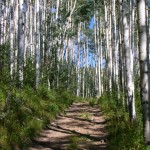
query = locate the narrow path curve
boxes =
[29,102,107,150]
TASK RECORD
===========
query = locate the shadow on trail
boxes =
[63,115,107,125]
[48,123,107,141]
[29,103,107,150]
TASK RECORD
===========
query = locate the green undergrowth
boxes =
[80,112,91,120]
[75,96,86,102]
[88,98,98,107]
[75,97,98,107]
[98,90,146,150]
[67,135,88,150]
[0,86,75,150]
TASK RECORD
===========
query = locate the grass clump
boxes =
[67,135,88,150]
[75,96,86,103]
[80,112,91,120]
[88,98,97,107]
[0,86,75,150]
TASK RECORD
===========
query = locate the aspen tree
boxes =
[24,0,29,67]
[56,0,60,19]
[104,1,112,91]
[0,0,4,44]
[118,0,126,106]
[3,0,7,43]
[35,0,40,89]
[30,0,34,60]
[82,40,86,98]
[77,22,81,97]
[14,0,19,77]
[137,0,150,143]
[40,0,45,83]
[146,2,150,143]
[112,0,119,97]
[82,22,86,98]
[108,2,113,91]
[18,0,25,88]
[94,1,98,95]
[10,0,14,81]
[5,0,10,42]
[0,0,3,45]
[98,16,103,97]
[123,0,136,121]
[129,0,136,120]
[118,0,122,84]
[86,37,89,97]
[101,25,104,95]
[104,1,107,92]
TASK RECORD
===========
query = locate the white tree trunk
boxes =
[14,0,19,76]
[35,0,40,89]
[10,0,14,81]
[56,0,60,19]
[109,8,112,91]
[24,1,29,67]
[0,0,4,45]
[123,0,136,121]
[30,1,34,60]
[137,0,150,143]
[18,0,25,88]
[112,0,119,97]
[97,16,102,97]
[77,22,81,97]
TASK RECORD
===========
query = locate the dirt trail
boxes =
[28,102,107,150]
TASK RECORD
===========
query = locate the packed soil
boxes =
[28,102,108,150]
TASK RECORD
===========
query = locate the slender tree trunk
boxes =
[0,0,3,45]
[112,0,120,98]
[123,0,136,121]
[137,0,150,143]
[14,0,19,78]
[35,0,41,89]
[97,16,102,97]
[10,0,14,82]
[30,1,34,61]
[77,22,81,97]
[18,0,25,88]
[104,1,108,91]
[56,0,60,19]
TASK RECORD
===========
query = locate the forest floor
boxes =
[28,102,108,150]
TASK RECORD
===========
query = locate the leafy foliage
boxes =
[73,0,94,23]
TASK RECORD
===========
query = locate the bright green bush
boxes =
[98,90,145,150]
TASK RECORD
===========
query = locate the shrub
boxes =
[98,90,145,150]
